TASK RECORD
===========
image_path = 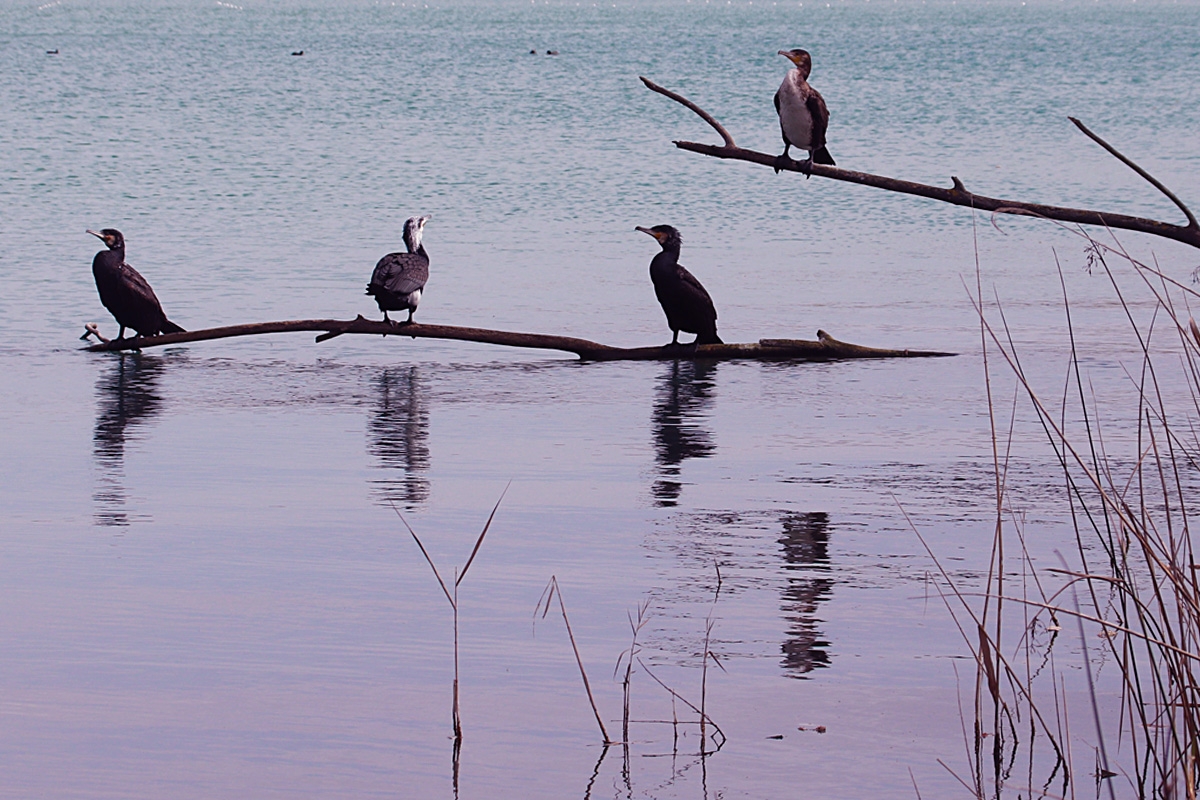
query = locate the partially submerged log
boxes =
[81,317,954,362]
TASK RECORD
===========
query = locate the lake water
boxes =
[2,0,1199,796]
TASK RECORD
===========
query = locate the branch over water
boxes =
[640,76,1200,251]
[80,317,955,362]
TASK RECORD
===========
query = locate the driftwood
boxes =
[640,77,1200,251]
[80,318,954,362]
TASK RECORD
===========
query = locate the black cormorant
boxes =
[87,228,185,340]
[635,225,722,346]
[774,48,835,173]
[367,215,431,325]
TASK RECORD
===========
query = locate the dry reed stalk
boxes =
[395,485,508,743]
[928,225,1200,798]
[699,564,726,753]
[635,657,726,750]
[536,576,614,745]
[615,599,651,746]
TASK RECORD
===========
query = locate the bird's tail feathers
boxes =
[162,320,185,334]
[697,331,724,346]
[813,146,836,166]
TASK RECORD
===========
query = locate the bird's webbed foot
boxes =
[773,154,792,174]
[800,157,814,178]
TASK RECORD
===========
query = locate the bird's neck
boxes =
[651,246,680,271]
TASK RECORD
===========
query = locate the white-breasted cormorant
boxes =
[87,228,185,340]
[774,48,835,174]
[636,225,723,346]
[367,215,431,324]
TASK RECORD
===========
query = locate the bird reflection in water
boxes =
[93,353,164,527]
[778,511,833,677]
[367,366,430,509]
[651,359,717,506]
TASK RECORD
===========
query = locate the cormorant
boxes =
[774,48,835,174]
[635,225,723,346]
[367,215,431,325]
[87,228,185,340]
[291,50,304,56]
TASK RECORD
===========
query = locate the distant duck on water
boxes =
[367,215,431,325]
[87,228,185,340]
[636,225,723,347]
[774,48,835,174]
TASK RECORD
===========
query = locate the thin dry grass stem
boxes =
[904,506,1067,777]
[536,576,614,745]
[636,657,726,750]
[615,599,652,747]
[699,563,726,751]
[1061,561,1118,800]
[949,227,1200,797]
[395,490,507,743]
[457,482,510,587]
[908,766,924,800]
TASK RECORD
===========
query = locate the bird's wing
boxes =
[806,86,830,149]
[370,252,429,295]
[117,261,166,309]
[773,88,781,115]
[675,264,718,318]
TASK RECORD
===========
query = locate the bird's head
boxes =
[635,225,682,250]
[778,48,812,79]
[402,215,431,252]
[87,228,125,250]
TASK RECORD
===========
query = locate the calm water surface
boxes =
[2,0,1199,796]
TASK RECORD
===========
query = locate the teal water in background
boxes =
[2,0,1199,797]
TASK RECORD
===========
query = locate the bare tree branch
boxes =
[80,317,954,361]
[640,76,1200,251]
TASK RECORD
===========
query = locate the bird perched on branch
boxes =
[774,48,835,174]
[636,225,723,346]
[87,228,185,340]
[367,215,431,325]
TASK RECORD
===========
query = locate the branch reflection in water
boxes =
[778,511,833,677]
[92,352,165,527]
[651,359,717,507]
[367,366,430,509]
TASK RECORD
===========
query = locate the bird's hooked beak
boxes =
[418,215,431,227]
[86,229,113,247]
[635,226,664,244]
[778,49,798,64]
